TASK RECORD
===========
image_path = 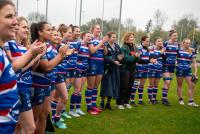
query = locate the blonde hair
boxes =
[121,32,137,50]
[58,24,71,37]
[16,16,30,47]
[90,24,99,34]
[182,38,192,55]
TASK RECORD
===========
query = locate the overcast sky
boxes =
[12,0,200,31]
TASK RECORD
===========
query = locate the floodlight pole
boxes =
[118,0,122,44]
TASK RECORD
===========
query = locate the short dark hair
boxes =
[195,42,198,44]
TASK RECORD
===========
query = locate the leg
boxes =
[125,70,135,104]
[116,69,130,106]
[148,77,155,101]
[75,77,87,115]
[92,74,103,107]
[138,78,146,102]
[152,78,160,100]
[86,76,96,110]
[185,77,195,101]
[16,110,35,134]
[55,83,68,118]
[36,96,50,134]
[176,76,184,99]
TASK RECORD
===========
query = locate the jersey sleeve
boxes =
[4,42,10,50]
[192,51,196,59]
[0,52,5,77]
[163,42,168,48]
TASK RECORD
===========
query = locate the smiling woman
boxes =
[0,1,19,134]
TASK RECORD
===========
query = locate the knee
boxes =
[26,125,36,134]
[164,80,170,85]
[177,83,182,88]
[60,96,68,104]
[189,84,195,90]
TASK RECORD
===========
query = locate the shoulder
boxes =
[163,41,168,47]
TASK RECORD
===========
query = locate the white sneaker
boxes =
[69,110,80,117]
[115,104,124,109]
[188,102,199,107]
[123,104,132,109]
[76,109,86,116]
[179,100,184,105]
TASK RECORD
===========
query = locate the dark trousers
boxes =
[116,69,135,105]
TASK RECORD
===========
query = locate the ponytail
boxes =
[3,46,13,63]
[30,21,48,43]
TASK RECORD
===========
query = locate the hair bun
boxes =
[170,30,175,32]
[70,24,73,27]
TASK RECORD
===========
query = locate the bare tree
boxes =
[172,13,199,39]
[27,12,47,25]
[153,9,168,30]
[124,18,135,32]
[145,19,153,34]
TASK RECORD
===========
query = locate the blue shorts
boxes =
[162,65,175,73]
[87,59,104,76]
[148,70,162,78]
[55,73,66,84]
[135,70,148,79]
[31,86,51,106]
[66,69,76,78]
[50,83,55,91]
[18,89,32,113]
[176,69,192,77]
[76,70,87,78]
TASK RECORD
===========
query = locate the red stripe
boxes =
[0,80,16,91]
[0,62,4,72]
[11,52,21,57]
[0,109,10,116]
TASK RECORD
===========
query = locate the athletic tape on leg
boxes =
[133,81,140,87]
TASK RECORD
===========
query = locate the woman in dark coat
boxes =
[100,31,124,110]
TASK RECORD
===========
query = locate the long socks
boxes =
[131,86,137,102]
[138,87,144,102]
[91,88,98,107]
[85,87,92,109]
[152,86,158,100]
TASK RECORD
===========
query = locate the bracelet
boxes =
[63,55,68,58]
[33,59,36,63]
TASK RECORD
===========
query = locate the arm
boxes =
[39,54,65,72]
[103,44,108,55]
[10,41,46,72]
[39,45,69,72]
[192,57,197,77]
[104,55,115,65]
[88,36,109,54]
[121,46,137,63]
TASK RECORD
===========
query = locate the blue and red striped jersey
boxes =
[88,36,104,60]
[50,42,58,83]
[163,41,179,66]
[32,42,55,87]
[4,41,22,85]
[148,46,164,71]
[176,47,196,70]
[67,39,78,70]
[136,45,149,72]
[55,42,67,74]
[0,48,18,124]
[76,42,90,71]
[16,42,32,90]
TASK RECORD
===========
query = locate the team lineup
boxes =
[0,0,199,134]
